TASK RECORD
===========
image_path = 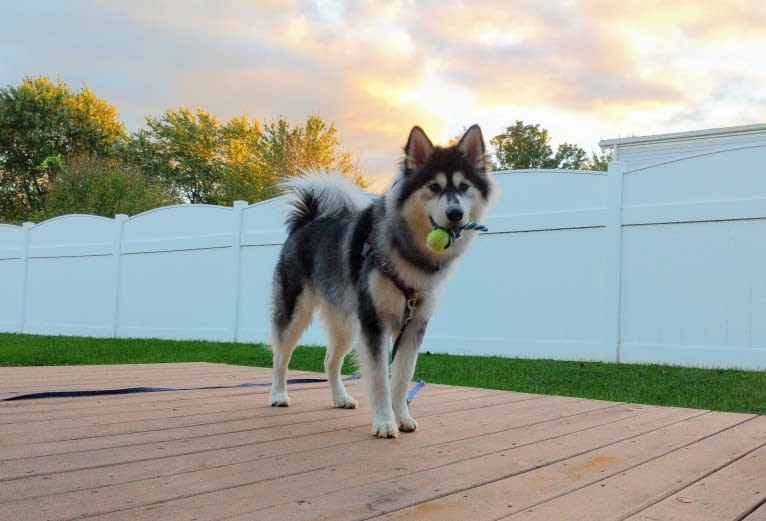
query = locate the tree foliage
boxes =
[490,120,611,171]
[244,115,366,199]
[0,76,126,221]
[47,155,179,218]
[137,107,224,204]
[3,76,623,225]
[130,111,367,206]
[0,76,368,223]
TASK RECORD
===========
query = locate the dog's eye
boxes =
[458,182,470,193]
[428,183,441,194]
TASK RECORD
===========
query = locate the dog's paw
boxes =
[269,392,291,407]
[371,420,399,438]
[396,415,418,432]
[333,394,358,409]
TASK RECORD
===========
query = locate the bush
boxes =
[47,155,179,219]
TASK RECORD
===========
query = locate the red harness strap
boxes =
[362,235,419,361]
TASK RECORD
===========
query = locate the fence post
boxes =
[230,201,247,342]
[606,161,627,362]
[112,214,128,338]
[18,222,34,333]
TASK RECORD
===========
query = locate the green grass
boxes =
[1,332,764,415]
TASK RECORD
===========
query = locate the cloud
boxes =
[1,0,765,182]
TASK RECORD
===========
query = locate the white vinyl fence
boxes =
[2,144,765,369]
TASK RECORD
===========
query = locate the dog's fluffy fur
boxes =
[269,125,496,438]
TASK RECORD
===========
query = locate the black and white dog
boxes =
[269,125,496,437]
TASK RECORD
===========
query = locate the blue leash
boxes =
[2,375,427,403]
[407,380,426,404]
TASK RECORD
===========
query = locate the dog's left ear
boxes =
[457,124,486,172]
[404,126,435,174]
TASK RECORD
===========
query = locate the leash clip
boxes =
[405,293,419,324]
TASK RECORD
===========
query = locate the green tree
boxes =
[131,112,368,206]
[139,107,224,204]
[0,76,126,221]
[47,155,179,218]
[217,115,272,204]
[552,142,589,169]
[586,150,612,171]
[259,115,366,185]
[490,120,611,171]
[219,114,367,204]
[491,121,554,170]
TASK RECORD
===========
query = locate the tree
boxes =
[0,76,126,221]
[0,76,369,220]
[552,142,589,169]
[586,150,612,171]
[218,114,368,204]
[217,115,273,204]
[258,115,366,187]
[491,121,554,170]
[138,108,224,204]
[132,111,368,206]
[47,155,179,218]
[490,120,611,171]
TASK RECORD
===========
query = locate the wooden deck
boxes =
[1,363,765,521]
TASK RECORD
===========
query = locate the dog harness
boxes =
[362,235,419,361]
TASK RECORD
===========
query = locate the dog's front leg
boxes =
[360,333,399,437]
[390,320,426,432]
[358,301,398,438]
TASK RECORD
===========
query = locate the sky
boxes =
[1,0,765,183]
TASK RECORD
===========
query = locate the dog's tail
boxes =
[280,172,367,234]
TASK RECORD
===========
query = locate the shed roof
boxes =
[599,123,766,150]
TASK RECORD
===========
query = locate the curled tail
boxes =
[280,172,367,234]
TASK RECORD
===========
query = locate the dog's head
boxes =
[392,125,495,244]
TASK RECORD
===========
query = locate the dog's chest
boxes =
[366,270,437,327]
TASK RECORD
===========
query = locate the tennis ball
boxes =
[426,228,451,253]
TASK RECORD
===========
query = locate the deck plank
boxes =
[502,416,764,521]
[745,503,766,521]
[0,388,543,506]
[1,363,763,521]
[239,410,742,521]
[622,442,766,521]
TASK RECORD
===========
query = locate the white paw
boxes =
[333,394,358,409]
[396,415,418,432]
[371,420,399,438]
[269,392,291,407]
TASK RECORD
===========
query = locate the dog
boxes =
[269,124,496,438]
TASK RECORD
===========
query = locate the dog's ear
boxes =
[457,124,486,172]
[404,126,434,173]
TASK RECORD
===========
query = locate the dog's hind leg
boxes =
[319,302,358,409]
[269,288,314,407]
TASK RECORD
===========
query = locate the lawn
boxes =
[1,332,764,415]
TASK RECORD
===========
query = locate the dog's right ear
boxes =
[404,126,434,174]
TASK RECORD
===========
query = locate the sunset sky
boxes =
[2,1,765,182]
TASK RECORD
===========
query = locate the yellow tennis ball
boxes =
[426,228,451,253]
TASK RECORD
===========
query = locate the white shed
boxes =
[599,123,766,171]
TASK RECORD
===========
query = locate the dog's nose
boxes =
[446,206,464,224]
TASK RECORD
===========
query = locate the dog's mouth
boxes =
[425,216,488,254]
[429,215,464,233]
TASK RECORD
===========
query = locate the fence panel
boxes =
[425,170,614,360]
[2,149,765,369]
[0,224,24,332]
[620,146,766,368]
[23,215,115,337]
[237,197,291,345]
[117,205,236,340]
